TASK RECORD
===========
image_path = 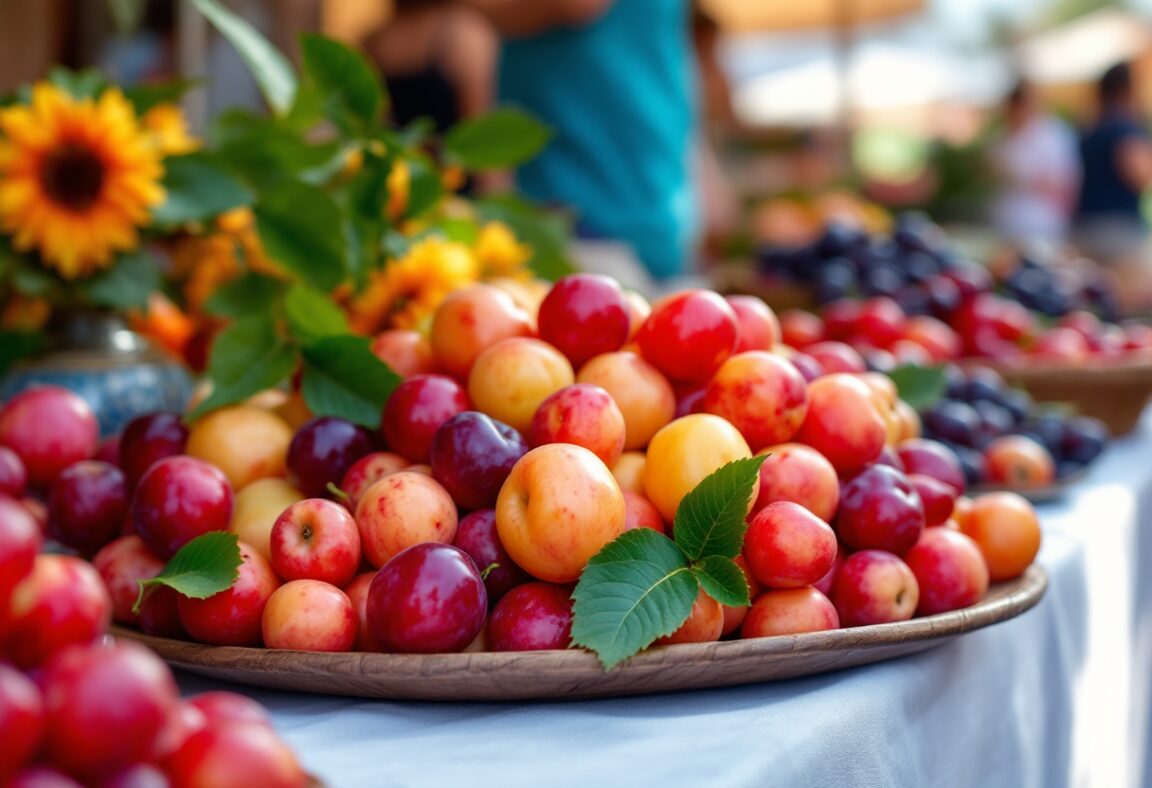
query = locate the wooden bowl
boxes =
[975,358,1152,436]
[111,566,1046,702]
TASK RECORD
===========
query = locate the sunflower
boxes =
[348,237,479,334]
[141,104,199,156]
[474,221,533,281]
[0,83,165,279]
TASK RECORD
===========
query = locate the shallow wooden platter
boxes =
[111,566,1046,702]
[970,467,1089,504]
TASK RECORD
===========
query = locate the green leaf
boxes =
[152,153,253,226]
[80,250,162,311]
[889,364,947,411]
[255,180,346,291]
[204,271,285,318]
[443,107,552,170]
[673,456,767,562]
[123,79,200,114]
[404,156,444,218]
[10,264,62,299]
[189,315,296,420]
[47,67,107,99]
[300,335,402,428]
[0,331,43,377]
[571,528,698,670]
[284,283,349,345]
[189,0,297,115]
[134,531,242,612]
[691,555,750,608]
[300,34,384,134]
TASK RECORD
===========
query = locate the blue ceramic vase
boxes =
[0,311,194,439]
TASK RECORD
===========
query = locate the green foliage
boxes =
[444,108,552,170]
[204,272,285,318]
[188,315,296,420]
[571,457,766,669]
[152,153,253,226]
[189,0,297,115]
[254,180,346,291]
[888,364,947,411]
[123,79,199,114]
[79,249,163,311]
[300,35,385,135]
[0,331,43,377]
[47,67,107,99]
[300,336,402,428]
[284,283,350,345]
[134,531,242,613]
[476,195,575,281]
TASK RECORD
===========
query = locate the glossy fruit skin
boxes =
[744,502,837,589]
[342,572,387,652]
[794,374,886,474]
[8,765,83,787]
[487,582,573,651]
[644,414,754,523]
[904,528,990,615]
[528,384,626,468]
[831,550,920,627]
[228,478,305,565]
[355,472,458,567]
[720,555,762,636]
[429,284,534,381]
[118,412,188,489]
[339,451,408,507]
[983,435,1054,486]
[6,555,111,668]
[836,465,926,555]
[430,411,529,510]
[0,662,44,780]
[780,309,825,348]
[167,722,306,788]
[138,586,186,639]
[177,543,279,647]
[896,438,967,494]
[959,492,1041,581]
[131,456,234,559]
[366,543,487,653]
[370,329,437,378]
[92,535,165,626]
[654,589,724,645]
[741,588,840,638]
[496,444,626,583]
[381,374,472,463]
[752,443,840,522]
[0,494,41,617]
[95,764,168,788]
[0,445,28,498]
[285,417,373,499]
[576,352,676,450]
[803,341,867,375]
[185,406,293,490]
[467,337,575,433]
[726,295,780,352]
[186,691,271,730]
[269,498,362,587]
[452,509,531,602]
[702,351,808,451]
[622,491,666,534]
[0,386,98,489]
[907,473,956,528]
[47,461,128,556]
[638,290,739,382]
[38,641,179,779]
[538,273,631,367]
[261,579,357,652]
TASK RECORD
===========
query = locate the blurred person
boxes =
[364,0,497,132]
[1074,62,1152,309]
[463,0,697,287]
[988,81,1079,247]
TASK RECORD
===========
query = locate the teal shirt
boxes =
[498,0,697,280]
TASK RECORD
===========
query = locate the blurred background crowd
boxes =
[4,0,1152,303]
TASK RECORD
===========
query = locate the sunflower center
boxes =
[39,145,106,211]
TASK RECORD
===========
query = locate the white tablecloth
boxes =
[177,413,1152,788]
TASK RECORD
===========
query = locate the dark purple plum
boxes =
[921,401,980,447]
[287,416,373,498]
[430,411,529,510]
[47,460,128,555]
[452,509,531,602]
[119,412,188,489]
[1061,417,1108,465]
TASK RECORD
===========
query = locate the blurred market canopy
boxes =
[699,0,924,32]
[1018,7,1152,84]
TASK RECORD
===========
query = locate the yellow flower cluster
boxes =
[173,208,280,312]
[0,83,165,279]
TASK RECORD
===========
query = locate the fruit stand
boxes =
[2,4,1152,788]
